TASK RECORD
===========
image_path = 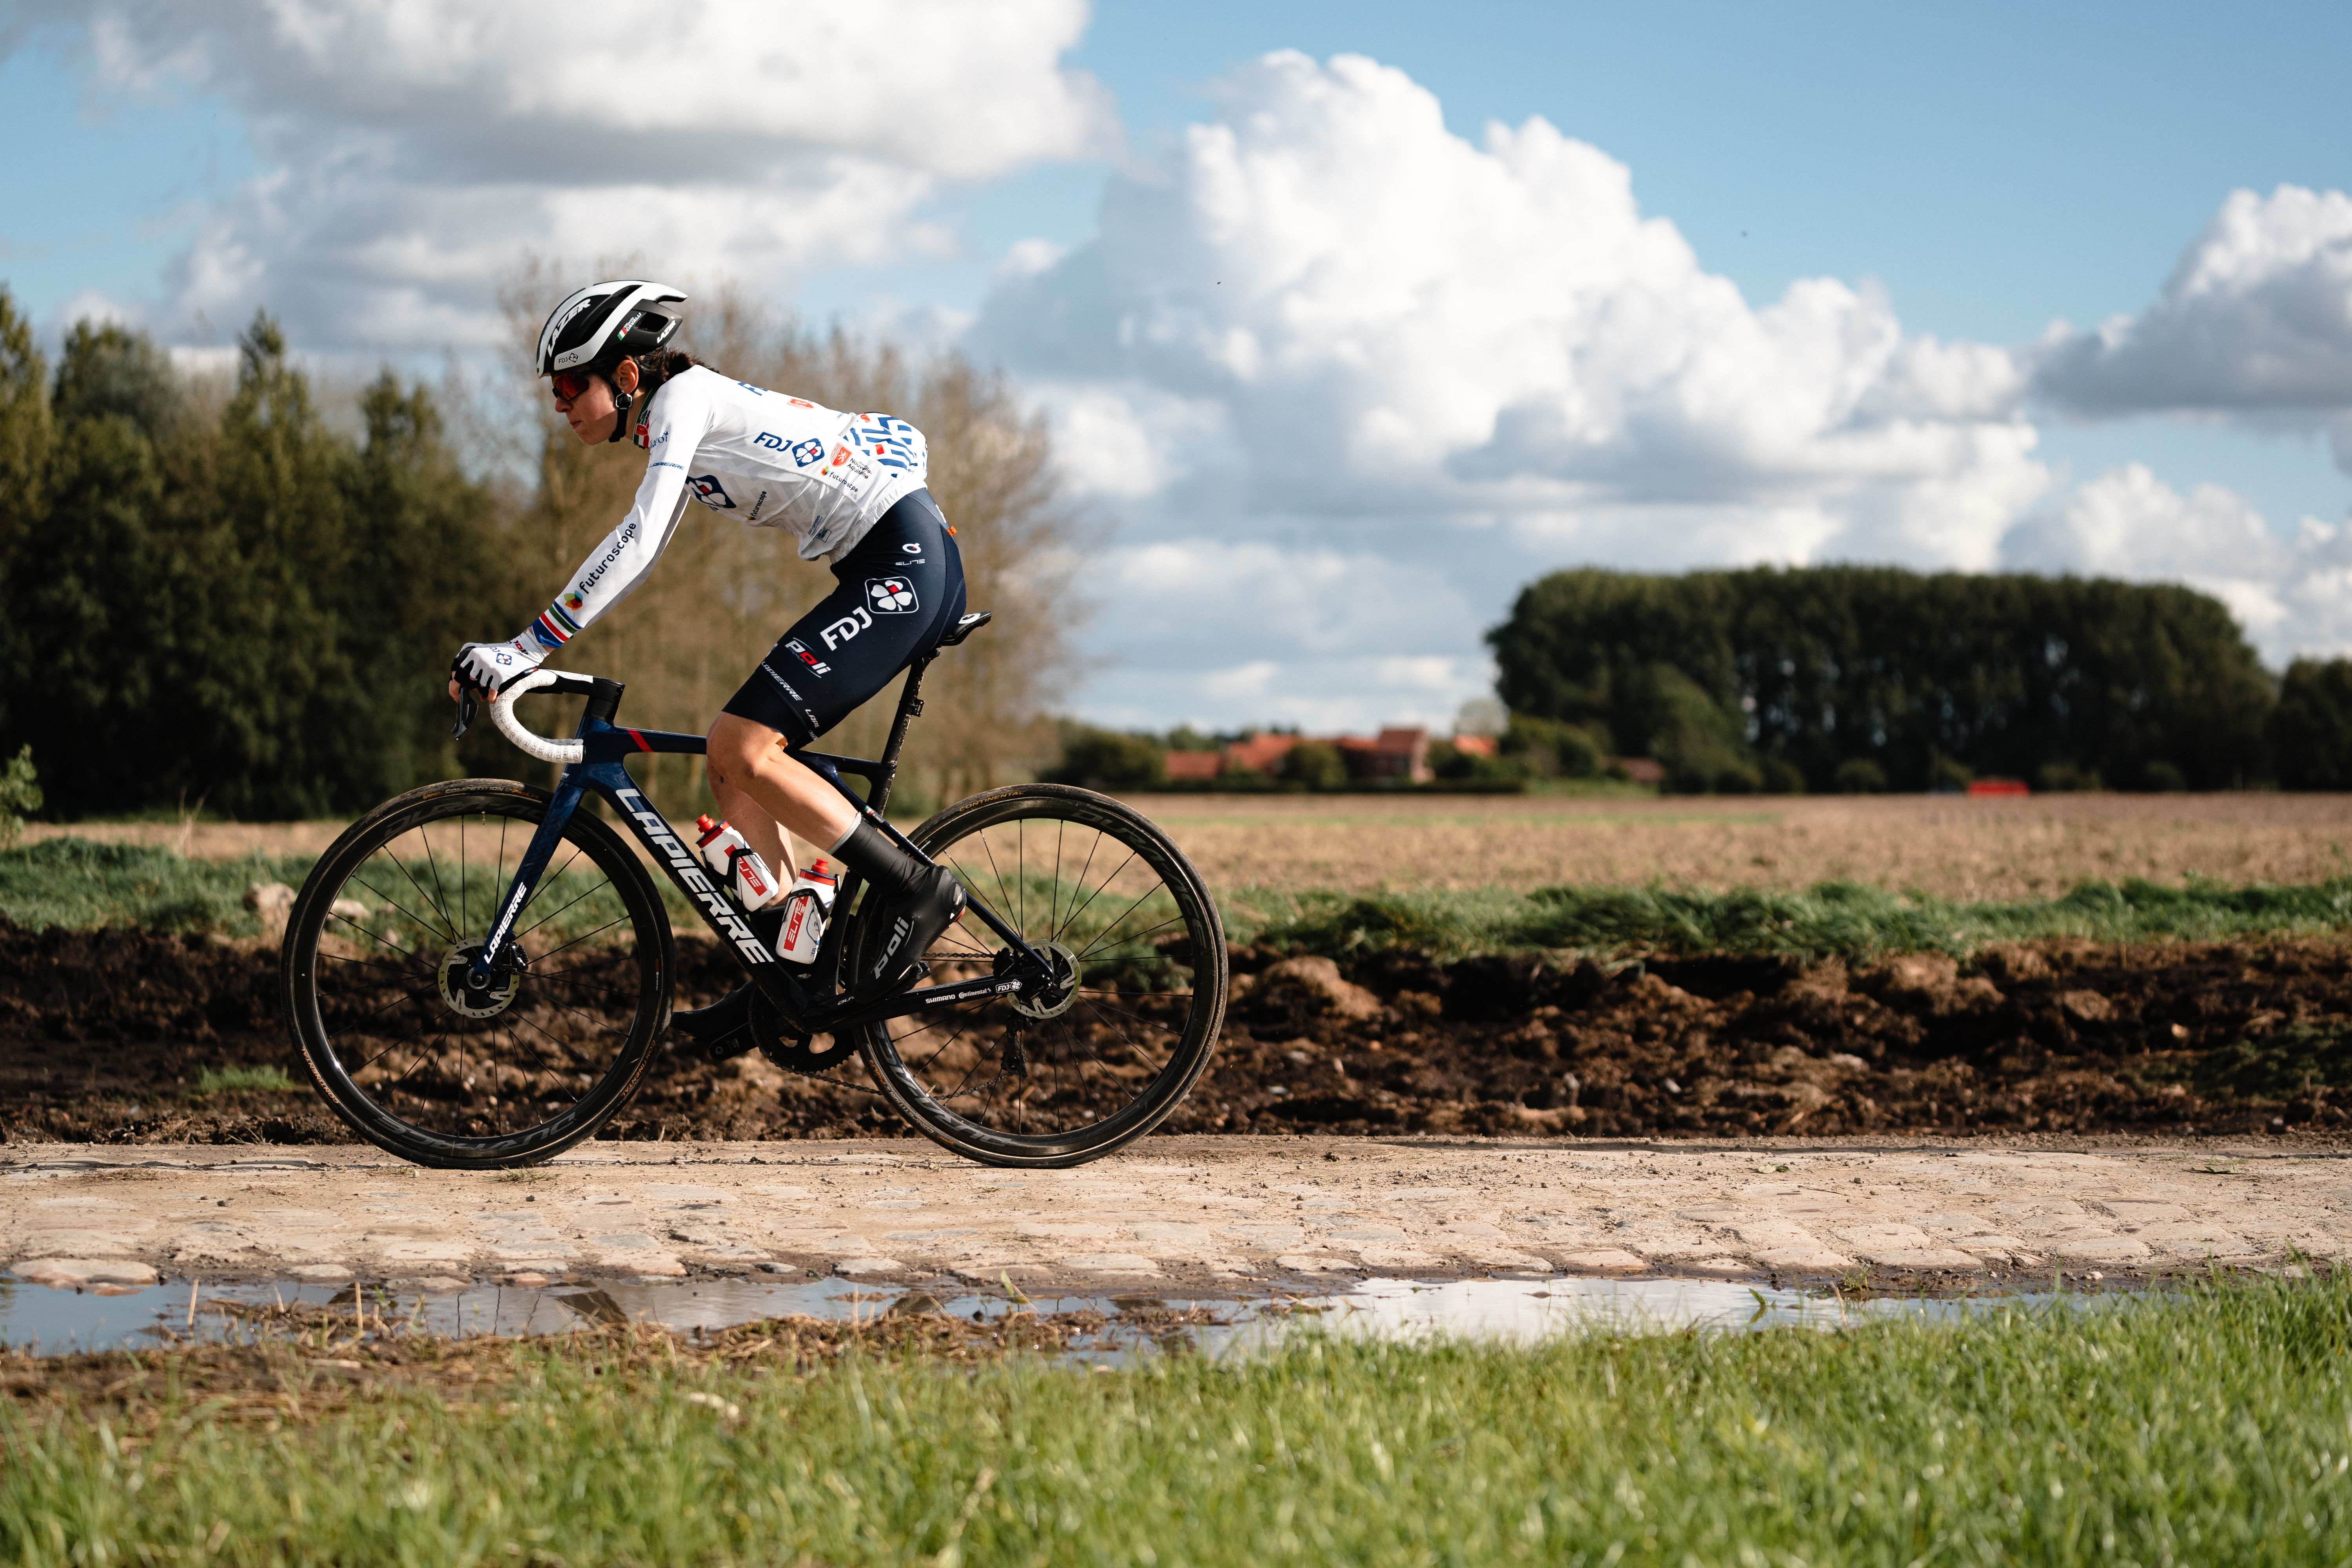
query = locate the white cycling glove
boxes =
[452,637,543,697]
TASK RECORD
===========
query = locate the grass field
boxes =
[1142,791,2352,900]
[5,1274,2349,1566]
[10,829,2352,960]
[29,791,2352,899]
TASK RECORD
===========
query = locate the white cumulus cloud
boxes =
[2002,463,2352,662]
[971,50,2054,729]
[2031,185,2352,464]
[23,0,1113,347]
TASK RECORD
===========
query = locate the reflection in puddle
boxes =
[0,1270,2061,1360]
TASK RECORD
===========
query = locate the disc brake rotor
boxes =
[437,940,523,1020]
[1011,940,1081,1021]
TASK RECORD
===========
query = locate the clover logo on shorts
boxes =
[866,577,919,614]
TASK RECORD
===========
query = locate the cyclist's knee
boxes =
[706,714,777,784]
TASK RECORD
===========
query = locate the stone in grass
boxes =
[12,1258,160,1291]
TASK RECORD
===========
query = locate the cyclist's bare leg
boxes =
[706,714,858,873]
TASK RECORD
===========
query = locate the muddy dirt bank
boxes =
[2,919,2346,1145]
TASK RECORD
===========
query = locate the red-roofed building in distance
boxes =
[1221,733,1298,776]
[1334,728,1432,783]
[1162,750,1222,782]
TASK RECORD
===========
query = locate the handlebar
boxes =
[489,668,592,765]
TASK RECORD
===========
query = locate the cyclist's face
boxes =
[549,358,638,444]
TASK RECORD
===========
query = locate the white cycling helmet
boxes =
[535,279,688,378]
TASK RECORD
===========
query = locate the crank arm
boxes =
[800,963,1054,1035]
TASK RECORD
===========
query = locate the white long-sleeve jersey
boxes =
[518,366,928,655]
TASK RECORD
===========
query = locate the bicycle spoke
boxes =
[416,828,459,941]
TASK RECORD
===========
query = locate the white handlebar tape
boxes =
[490,668,588,765]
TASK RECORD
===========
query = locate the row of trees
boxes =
[1489,566,2345,793]
[0,278,1081,822]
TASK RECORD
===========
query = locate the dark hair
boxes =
[613,347,700,405]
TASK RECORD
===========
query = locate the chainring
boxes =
[748,985,861,1077]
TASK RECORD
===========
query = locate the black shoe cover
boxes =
[860,865,965,996]
[671,983,755,1060]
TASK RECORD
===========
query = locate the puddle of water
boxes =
[1212,1275,2047,1356]
[0,1272,2066,1360]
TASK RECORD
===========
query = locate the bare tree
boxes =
[489,264,1083,840]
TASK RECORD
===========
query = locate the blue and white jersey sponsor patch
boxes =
[853,413,926,475]
[688,474,736,509]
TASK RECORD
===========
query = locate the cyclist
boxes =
[450,279,966,1050]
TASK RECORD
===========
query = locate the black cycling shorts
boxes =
[720,488,967,746]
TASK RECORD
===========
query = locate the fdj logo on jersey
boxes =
[752,432,784,452]
[866,578,918,615]
[688,474,735,509]
[790,438,824,466]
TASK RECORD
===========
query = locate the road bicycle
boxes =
[279,611,1228,1169]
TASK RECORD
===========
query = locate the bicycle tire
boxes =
[847,783,1228,1167]
[281,778,673,1169]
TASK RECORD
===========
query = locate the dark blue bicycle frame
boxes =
[465,668,1052,1038]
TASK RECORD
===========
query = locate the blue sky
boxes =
[7,2,2352,728]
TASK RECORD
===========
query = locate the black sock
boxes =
[748,906,786,952]
[831,819,925,902]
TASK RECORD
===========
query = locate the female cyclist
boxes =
[450,279,966,1053]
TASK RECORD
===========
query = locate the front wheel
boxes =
[281,779,673,1169]
[849,783,1228,1167]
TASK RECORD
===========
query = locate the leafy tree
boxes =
[1499,715,1604,779]
[1491,566,2273,791]
[2271,658,2352,789]
[1281,741,1347,790]
[0,746,39,848]
[1047,724,1166,789]
[0,289,51,750]
[0,311,507,817]
[1834,758,1889,794]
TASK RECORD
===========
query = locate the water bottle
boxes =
[775,858,838,963]
[693,815,780,909]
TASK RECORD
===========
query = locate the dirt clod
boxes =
[3,917,2348,1145]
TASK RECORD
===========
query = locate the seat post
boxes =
[871,655,933,816]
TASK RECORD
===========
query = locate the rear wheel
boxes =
[281,779,673,1169]
[850,783,1227,1167]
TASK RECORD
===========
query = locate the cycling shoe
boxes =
[859,864,965,998]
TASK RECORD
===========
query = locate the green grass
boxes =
[192,1064,299,1096]
[9,837,2352,962]
[1232,874,2352,960]
[6,1276,2351,1565]
[0,838,319,936]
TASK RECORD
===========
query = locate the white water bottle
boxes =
[694,815,780,909]
[775,858,838,963]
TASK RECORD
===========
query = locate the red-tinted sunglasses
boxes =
[549,369,595,403]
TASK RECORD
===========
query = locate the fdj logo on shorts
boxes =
[688,474,735,509]
[866,578,919,615]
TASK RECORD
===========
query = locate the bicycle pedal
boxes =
[692,1029,757,1064]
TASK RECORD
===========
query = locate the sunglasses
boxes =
[549,370,595,403]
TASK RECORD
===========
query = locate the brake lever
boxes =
[452,688,477,740]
